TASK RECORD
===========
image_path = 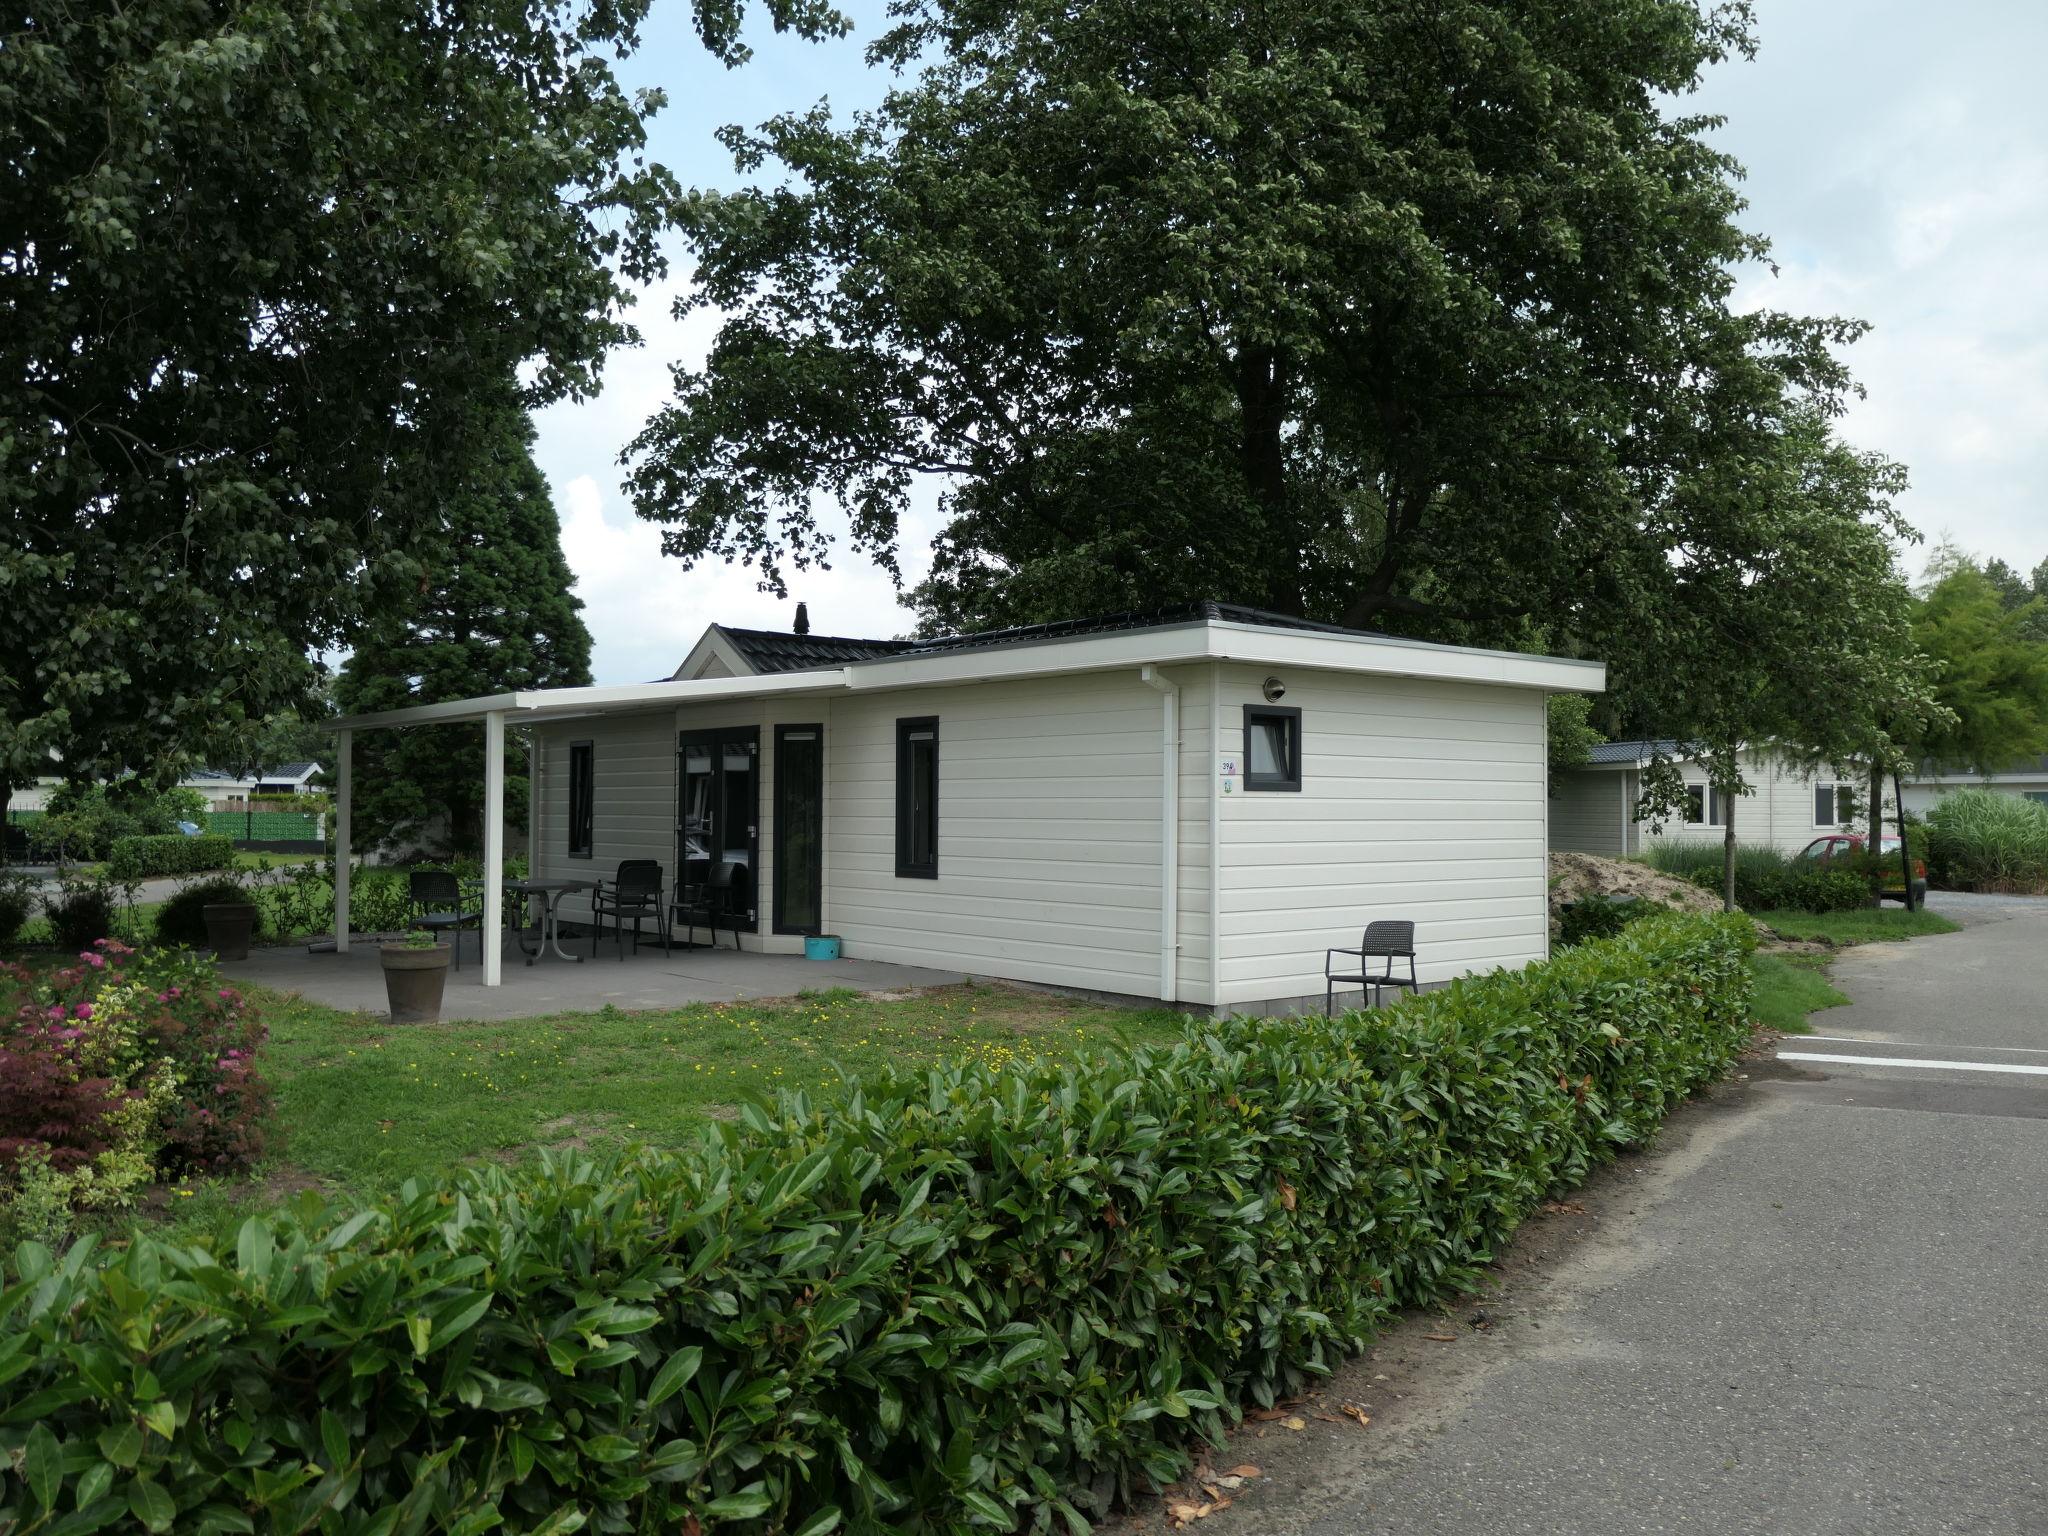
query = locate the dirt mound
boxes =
[1548,851,1722,921]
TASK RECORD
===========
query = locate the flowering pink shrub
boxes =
[0,942,274,1232]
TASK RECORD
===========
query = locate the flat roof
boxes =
[334,611,1605,732]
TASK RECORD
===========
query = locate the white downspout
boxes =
[334,729,352,952]
[1210,663,1222,1011]
[483,710,505,987]
[1140,666,1180,1004]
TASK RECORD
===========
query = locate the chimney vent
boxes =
[793,601,811,636]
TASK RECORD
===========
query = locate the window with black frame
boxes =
[896,717,938,877]
[567,740,594,857]
[1243,705,1302,791]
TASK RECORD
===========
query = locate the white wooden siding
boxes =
[1213,664,1548,1008]
[821,670,1186,998]
[1550,771,1627,855]
[533,711,678,928]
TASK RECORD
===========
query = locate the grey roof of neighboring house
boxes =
[717,602,1433,676]
[1585,739,1684,767]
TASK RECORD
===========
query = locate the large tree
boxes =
[1907,562,2048,776]
[333,406,593,856]
[629,0,1861,652]
[2,0,840,803]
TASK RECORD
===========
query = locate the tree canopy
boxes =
[1907,561,2048,776]
[2,0,841,791]
[334,405,593,856]
[629,0,1865,654]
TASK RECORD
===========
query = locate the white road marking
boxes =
[1797,1034,2048,1056]
[1778,1051,2048,1078]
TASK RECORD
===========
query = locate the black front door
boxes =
[679,727,759,930]
[773,725,825,934]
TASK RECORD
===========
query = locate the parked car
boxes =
[1794,833,1928,905]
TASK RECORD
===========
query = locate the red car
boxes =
[1795,833,1928,905]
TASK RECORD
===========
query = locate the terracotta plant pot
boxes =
[202,901,259,962]
[381,943,451,1024]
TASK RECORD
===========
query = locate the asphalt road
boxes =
[1136,899,2048,1536]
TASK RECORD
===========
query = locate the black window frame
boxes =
[772,723,826,934]
[895,716,939,878]
[567,739,594,858]
[1242,705,1303,792]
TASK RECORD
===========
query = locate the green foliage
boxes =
[1925,789,2048,892]
[1750,908,1960,945]
[155,877,269,949]
[0,914,1753,1532]
[1908,563,2048,774]
[28,783,207,861]
[39,878,124,954]
[106,834,235,880]
[629,0,1864,649]
[334,402,593,855]
[1557,894,1659,947]
[0,870,32,949]
[1,0,841,781]
[1546,695,1605,784]
[1644,841,1864,913]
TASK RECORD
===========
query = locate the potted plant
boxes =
[200,872,261,962]
[381,928,451,1024]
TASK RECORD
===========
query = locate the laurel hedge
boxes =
[0,913,1754,1535]
[105,834,235,881]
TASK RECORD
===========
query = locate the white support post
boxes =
[483,711,505,987]
[334,730,352,952]
[525,732,541,933]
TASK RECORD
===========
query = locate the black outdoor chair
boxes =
[675,861,744,950]
[1325,919,1419,1015]
[408,869,484,971]
[587,859,671,960]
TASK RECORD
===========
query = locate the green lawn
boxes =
[1750,953,1847,1034]
[1754,908,1961,944]
[173,982,1188,1216]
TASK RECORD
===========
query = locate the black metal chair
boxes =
[1325,920,1419,1015]
[675,861,744,950]
[408,869,484,971]
[590,859,672,959]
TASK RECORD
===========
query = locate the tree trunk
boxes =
[1722,792,1738,914]
[1867,760,1885,908]
[1892,768,1915,912]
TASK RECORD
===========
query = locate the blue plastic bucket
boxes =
[804,935,842,961]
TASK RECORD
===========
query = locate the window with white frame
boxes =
[1682,784,1729,827]
[1813,782,1853,828]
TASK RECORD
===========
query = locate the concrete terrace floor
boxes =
[230,931,969,1021]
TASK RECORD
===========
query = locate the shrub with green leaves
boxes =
[154,877,268,949]
[1925,789,2048,893]
[106,833,235,880]
[0,914,1754,1534]
[1558,893,1661,946]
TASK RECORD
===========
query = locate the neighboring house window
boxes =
[1813,782,1852,828]
[568,740,594,858]
[1683,784,1728,827]
[1243,705,1303,792]
[895,718,938,878]
[2026,791,2048,807]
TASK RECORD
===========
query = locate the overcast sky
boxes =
[531,1,2048,684]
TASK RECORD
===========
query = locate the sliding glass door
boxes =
[678,728,759,930]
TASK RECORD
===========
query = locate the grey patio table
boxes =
[502,877,597,964]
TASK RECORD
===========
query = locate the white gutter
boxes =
[1140,666,1181,1004]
